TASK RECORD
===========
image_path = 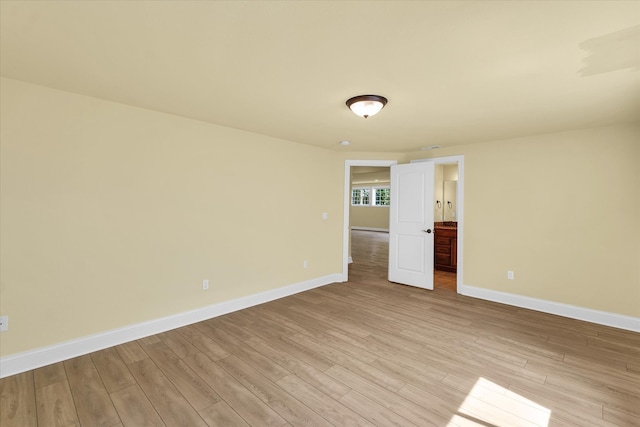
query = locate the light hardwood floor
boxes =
[350,229,457,292]
[1,230,639,426]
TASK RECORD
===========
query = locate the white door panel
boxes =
[388,162,435,289]
[397,235,425,272]
[397,173,425,223]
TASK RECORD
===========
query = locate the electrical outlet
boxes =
[507,271,514,280]
[303,260,308,269]
[202,280,209,290]
[0,316,8,332]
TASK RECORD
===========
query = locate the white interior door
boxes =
[388,162,435,289]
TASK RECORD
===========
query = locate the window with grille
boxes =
[352,186,389,207]
[373,187,390,206]
[351,188,370,205]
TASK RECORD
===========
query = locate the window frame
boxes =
[372,186,390,207]
[351,185,390,207]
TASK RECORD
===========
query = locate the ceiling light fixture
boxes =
[346,95,388,119]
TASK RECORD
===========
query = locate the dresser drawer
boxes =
[435,244,451,255]
[435,236,451,246]
[436,253,451,265]
[434,226,457,272]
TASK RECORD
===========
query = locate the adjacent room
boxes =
[1,1,638,426]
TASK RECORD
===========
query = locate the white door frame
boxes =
[342,160,397,281]
[342,156,464,293]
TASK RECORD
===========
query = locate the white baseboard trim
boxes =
[458,284,640,333]
[351,227,389,232]
[0,273,342,379]
[348,257,353,264]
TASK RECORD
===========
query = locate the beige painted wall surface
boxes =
[409,124,640,317]
[0,78,344,357]
[350,206,390,230]
[2,77,637,360]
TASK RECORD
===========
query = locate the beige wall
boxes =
[443,164,458,181]
[2,77,638,360]
[0,78,344,357]
[350,206,389,230]
[408,123,640,317]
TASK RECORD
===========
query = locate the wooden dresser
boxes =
[434,225,457,272]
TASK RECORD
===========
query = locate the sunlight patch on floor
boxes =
[448,377,551,427]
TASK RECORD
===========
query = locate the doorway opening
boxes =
[343,156,464,293]
[411,155,464,293]
[342,160,397,282]
[432,162,459,291]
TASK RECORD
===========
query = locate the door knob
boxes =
[422,228,432,233]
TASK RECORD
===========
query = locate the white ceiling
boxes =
[1,1,638,152]
[352,167,390,185]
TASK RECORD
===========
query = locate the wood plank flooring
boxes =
[350,229,457,292]
[1,230,639,426]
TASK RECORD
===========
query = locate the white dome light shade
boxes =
[346,95,388,118]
